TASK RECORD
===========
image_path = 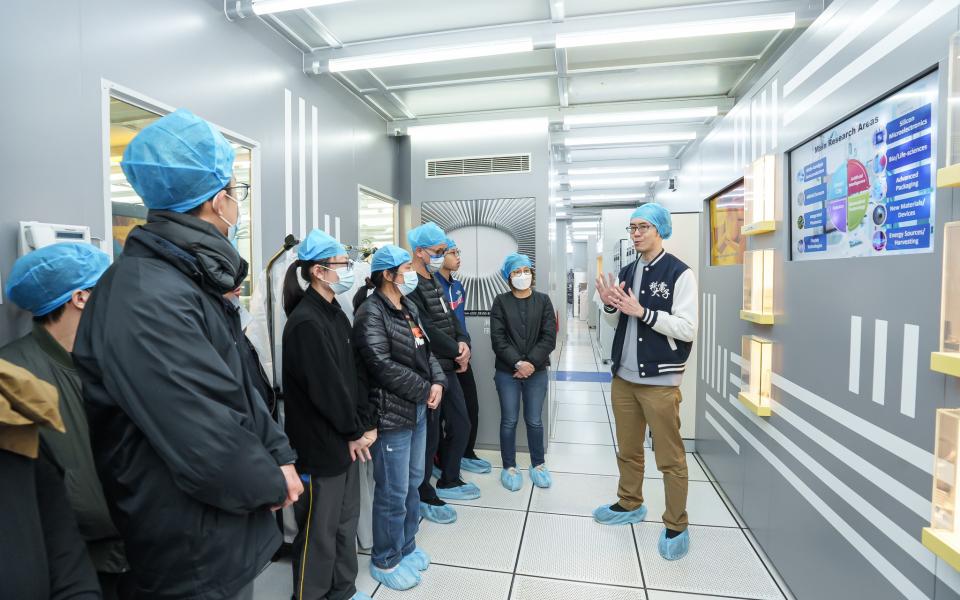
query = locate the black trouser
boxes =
[419,371,470,501]
[457,364,480,459]
[98,572,138,600]
[291,462,361,600]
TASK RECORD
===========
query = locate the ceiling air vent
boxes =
[425,154,531,178]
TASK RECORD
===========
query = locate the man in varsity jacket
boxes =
[594,202,698,561]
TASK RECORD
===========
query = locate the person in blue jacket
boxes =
[434,238,491,474]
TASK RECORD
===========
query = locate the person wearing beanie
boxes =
[593,202,698,562]
[72,108,302,600]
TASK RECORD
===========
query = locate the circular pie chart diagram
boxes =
[826,159,870,232]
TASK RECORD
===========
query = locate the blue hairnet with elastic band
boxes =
[6,243,111,316]
[630,202,672,240]
[445,237,457,250]
[298,229,346,262]
[500,253,533,281]
[121,109,235,213]
[406,222,447,250]
[371,245,412,273]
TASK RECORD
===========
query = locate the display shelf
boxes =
[742,154,777,235]
[933,222,960,377]
[739,336,773,418]
[741,249,775,325]
[925,408,960,570]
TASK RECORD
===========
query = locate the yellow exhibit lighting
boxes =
[738,335,773,417]
[923,409,960,570]
[741,249,775,324]
[932,222,960,376]
[743,154,777,235]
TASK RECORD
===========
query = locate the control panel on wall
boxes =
[18,221,93,256]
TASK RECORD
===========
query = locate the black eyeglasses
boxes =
[322,260,355,272]
[225,182,251,203]
[625,224,653,234]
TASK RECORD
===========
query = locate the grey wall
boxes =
[671,0,960,598]
[409,130,551,451]
[572,242,589,272]
[0,0,398,344]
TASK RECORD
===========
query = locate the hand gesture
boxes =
[515,361,535,378]
[348,437,373,463]
[427,384,443,409]
[596,273,626,307]
[362,428,378,446]
[272,464,304,511]
[457,342,471,364]
[615,287,645,319]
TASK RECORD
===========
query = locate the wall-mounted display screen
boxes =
[708,181,746,266]
[789,71,938,261]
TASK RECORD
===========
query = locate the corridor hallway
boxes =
[258,319,792,600]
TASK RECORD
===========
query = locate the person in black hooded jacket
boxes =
[73,110,302,600]
[352,245,445,592]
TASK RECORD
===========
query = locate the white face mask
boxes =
[511,273,533,290]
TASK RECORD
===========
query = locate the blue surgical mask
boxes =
[219,193,241,245]
[324,267,355,295]
[397,270,419,296]
[427,254,445,273]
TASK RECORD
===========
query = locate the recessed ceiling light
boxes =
[253,0,354,15]
[568,176,660,189]
[328,38,534,72]
[566,164,669,175]
[563,132,696,146]
[564,107,718,127]
[407,117,547,140]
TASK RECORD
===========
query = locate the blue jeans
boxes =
[494,369,548,469]
[371,403,427,569]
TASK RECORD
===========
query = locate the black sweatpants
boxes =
[419,371,470,501]
[291,462,361,600]
[457,364,480,459]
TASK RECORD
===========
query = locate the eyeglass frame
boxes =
[625,223,655,234]
[224,182,251,203]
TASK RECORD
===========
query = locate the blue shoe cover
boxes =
[461,457,492,474]
[401,547,431,571]
[658,529,690,560]
[419,501,457,524]
[350,593,374,600]
[529,464,552,488]
[369,563,421,591]
[592,503,647,525]
[435,482,481,501]
[431,465,442,480]
[501,467,523,491]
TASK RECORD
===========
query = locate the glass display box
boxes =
[922,408,960,571]
[932,222,960,377]
[740,249,775,324]
[738,335,773,417]
[938,32,960,187]
[742,154,777,235]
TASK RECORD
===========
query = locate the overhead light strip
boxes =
[564,106,718,127]
[253,0,354,16]
[568,193,647,201]
[567,164,669,175]
[408,117,547,140]
[555,12,797,48]
[328,38,534,73]
[564,132,696,146]
[568,176,660,189]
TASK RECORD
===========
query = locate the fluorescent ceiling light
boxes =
[567,164,669,175]
[564,132,696,146]
[253,0,353,15]
[564,107,718,127]
[568,193,646,202]
[555,13,796,48]
[407,117,546,140]
[328,38,533,72]
[569,176,660,189]
[556,211,568,217]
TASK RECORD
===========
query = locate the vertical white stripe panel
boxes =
[311,105,319,230]
[770,79,779,150]
[849,315,862,394]
[701,292,708,380]
[712,294,719,391]
[723,348,728,399]
[901,324,919,418]
[707,293,713,388]
[335,217,341,242]
[872,319,888,405]
[751,98,758,161]
[760,88,768,155]
[324,214,330,234]
[283,89,292,236]
[298,98,306,240]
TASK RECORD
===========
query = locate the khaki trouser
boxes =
[611,376,689,531]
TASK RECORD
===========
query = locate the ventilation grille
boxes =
[426,154,531,178]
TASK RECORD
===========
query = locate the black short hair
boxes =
[32,303,67,326]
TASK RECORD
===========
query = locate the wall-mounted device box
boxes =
[18,221,92,256]
[741,249,775,324]
[923,408,960,571]
[742,154,777,235]
[933,222,960,377]
[738,335,773,417]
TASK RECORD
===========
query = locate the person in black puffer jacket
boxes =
[352,245,446,592]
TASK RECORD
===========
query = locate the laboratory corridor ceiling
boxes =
[227,0,822,214]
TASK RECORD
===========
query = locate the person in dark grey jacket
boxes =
[73,110,302,600]
[352,245,446,592]
[490,253,557,493]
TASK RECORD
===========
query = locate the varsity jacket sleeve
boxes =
[646,269,698,343]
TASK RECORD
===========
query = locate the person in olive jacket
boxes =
[281,229,378,600]
[352,245,446,592]
[489,253,557,493]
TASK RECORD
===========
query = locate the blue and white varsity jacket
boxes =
[603,250,698,379]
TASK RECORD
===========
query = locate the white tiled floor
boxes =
[255,320,787,600]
